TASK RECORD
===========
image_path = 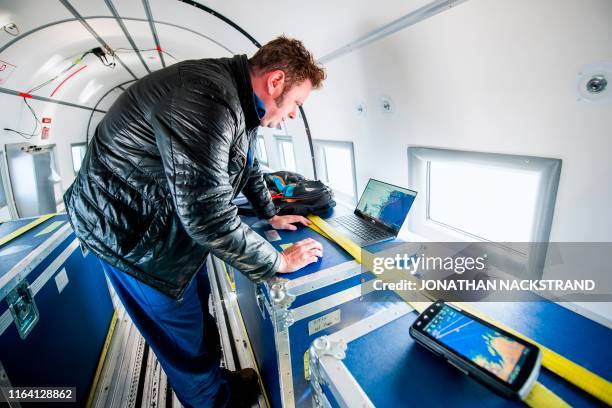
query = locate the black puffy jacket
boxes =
[64,55,280,299]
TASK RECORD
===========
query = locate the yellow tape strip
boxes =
[454,301,612,406]
[220,261,236,292]
[86,309,118,408]
[307,222,333,242]
[523,383,570,408]
[307,215,361,262]
[0,213,56,247]
[306,214,612,406]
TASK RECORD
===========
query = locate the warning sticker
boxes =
[308,309,341,336]
[41,126,50,140]
[55,268,69,294]
[0,60,17,85]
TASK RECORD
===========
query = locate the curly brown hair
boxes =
[249,36,326,91]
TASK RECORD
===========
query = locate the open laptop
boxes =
[328,179,417,246]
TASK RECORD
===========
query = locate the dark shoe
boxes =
[221,368,260,408]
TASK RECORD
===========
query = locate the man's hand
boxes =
[268,214,311,231]
[278,238,323,273]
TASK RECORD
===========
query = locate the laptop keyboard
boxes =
[335,214,389,241]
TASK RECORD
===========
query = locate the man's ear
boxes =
[267,70,286,97]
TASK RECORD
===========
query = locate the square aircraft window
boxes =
[314,140,358,205]
[71,143,88,174]
[407,147,562,279]
[256,135,268,165]
[428,161,540,242]
[0,153,10,222]
[275,136,296,171]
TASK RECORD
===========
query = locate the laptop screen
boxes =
[355,179,417,233]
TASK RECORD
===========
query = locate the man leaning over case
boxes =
[64,36,326,407]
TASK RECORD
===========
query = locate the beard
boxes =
[274,87,291,108]
[274,94,284,108]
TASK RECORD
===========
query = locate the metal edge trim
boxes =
[318,357,374,408]
[285,261,361,296]
[328,302,414,344]
[0,223,72,300]
[275,328,295,408]
[214,259,271,408]
[316,390,332,408]
[0,311,12,339]
[29,239,79,296]
[291,280,377,323]
[0,236,79,336]
[207,257,237,371]
[214,260,252,368]
[311,303,413,408]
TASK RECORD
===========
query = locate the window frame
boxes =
[70,142,88,174]
[407,147,562,279]
[313,139,358,205]
[0,150,18,222]
[274,135,297,172]
[255,135,269,166]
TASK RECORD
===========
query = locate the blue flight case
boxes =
[0,214,115,406]
[228,213,406,408]
[309,300,612,407]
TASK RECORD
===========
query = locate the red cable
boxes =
[50,65,87,97]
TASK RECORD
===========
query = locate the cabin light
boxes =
[0,12,18,37]
[2,22,19,36]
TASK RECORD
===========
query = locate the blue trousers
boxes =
[100,259,229,408]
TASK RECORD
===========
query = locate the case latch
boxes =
[267,278,297,330]
[309,336,348,407]
[6,281,39,339]
[267,278,296,310]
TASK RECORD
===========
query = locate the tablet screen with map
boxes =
[423,304,532,384]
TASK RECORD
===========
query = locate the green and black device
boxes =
[409,300,542,400]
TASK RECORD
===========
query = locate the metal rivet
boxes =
[586,75,607,94]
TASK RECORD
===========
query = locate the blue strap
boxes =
[273,176,286,192]
[284,185,295,197]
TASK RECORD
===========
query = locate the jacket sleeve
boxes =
[241,156,277,219]
[152,87,280,281]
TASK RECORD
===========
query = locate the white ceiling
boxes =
[0,0,432,107]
